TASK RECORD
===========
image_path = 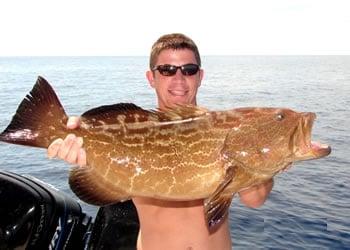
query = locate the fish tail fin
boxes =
[0,76,68,148]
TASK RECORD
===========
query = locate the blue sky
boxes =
[0,0,349,56]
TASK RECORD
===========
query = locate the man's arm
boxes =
[238,179,274,208]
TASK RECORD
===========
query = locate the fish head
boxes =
[222,108,331,175]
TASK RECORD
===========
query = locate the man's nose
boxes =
[173,68,185,80]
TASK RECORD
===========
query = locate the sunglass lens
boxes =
[181,64,199,75]
[158,65,177,76]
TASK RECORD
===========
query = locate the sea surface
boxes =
[0,56,349,249]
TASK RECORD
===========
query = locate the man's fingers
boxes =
[47,138,64,158]
[66,137,84,164]
[77,148,87,167]
[47,116,83,165]
[57,134,76,160]
[67,116,81,129]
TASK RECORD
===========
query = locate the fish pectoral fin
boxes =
[69,165,129,206]
[204,165,236,228]
[204,193,233,229]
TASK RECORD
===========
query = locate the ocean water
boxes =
[0,56,349,249]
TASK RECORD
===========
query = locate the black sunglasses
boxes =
[152,63,200,76]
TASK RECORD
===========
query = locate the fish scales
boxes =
[80,110,232,200]
[0,76,331,228]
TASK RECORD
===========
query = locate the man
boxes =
[48,33,274,250]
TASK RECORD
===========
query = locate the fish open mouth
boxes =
[293,112,331,160]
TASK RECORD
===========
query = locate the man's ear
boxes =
[146,70,155,88]
[199,69,204,86]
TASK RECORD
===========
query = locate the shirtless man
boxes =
[47,33,274,250]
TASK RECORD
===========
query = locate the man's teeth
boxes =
[169,90,187,96]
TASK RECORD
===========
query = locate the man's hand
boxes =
[47,116,87,166]
[238,179,274,208]
[238,163,293,208]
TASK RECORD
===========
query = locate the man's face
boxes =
[146,49,203,109]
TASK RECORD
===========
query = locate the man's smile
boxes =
[169,89,188,96]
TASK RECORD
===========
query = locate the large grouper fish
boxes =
[0,76,331,227]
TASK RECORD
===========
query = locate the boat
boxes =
[0,170,139,250]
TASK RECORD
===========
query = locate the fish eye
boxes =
[276,112,285,121]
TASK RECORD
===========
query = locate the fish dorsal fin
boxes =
[158,105,209,121]
[204,165,236,228]
[81,103,159,124]
[82,103,144,118]
[80,104,209,125]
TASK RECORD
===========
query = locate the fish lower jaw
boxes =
[311,141,331,158]
[311,140,329,150]
[294,141,331,160]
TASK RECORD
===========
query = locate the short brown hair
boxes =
[149,33,201,69]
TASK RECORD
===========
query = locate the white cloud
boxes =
[0,0,349,55]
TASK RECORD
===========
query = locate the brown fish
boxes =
[0,76,331,227]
